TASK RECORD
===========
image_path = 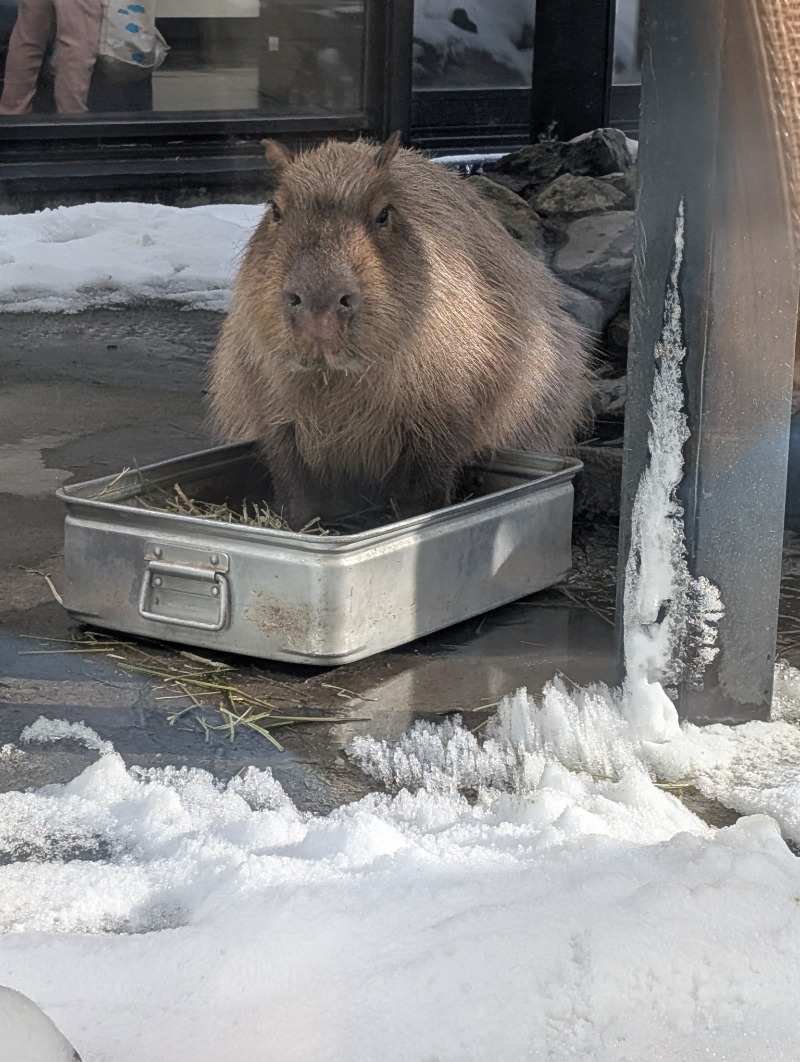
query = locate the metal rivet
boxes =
[211,585,220,597]
[153,547,162,558]
[210,554,219,566]
[153,576,162,587]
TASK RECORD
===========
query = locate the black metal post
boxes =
[530,0,615,141]
[616,0,799,723]
[365,0,413,142]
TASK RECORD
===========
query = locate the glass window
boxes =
[412,0,535,91]
[613,0,641,85]
[0,0,367,118]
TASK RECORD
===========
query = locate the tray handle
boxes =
[138,558,230,632]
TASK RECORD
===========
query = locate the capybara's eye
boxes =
[268,200,282,223]
[374,205,391,228]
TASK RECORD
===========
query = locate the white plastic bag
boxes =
[96,1,170,82]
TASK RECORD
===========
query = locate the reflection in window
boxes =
[412,0,535,91]
[613,0,641,85]
[0,0,367,118]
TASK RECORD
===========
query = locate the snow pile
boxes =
[0,202,261,313]
[3,704,800,1062]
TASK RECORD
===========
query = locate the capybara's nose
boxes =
[337,290,361,318]
[283,287,361,321]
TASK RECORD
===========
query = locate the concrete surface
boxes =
[0,306,619,812]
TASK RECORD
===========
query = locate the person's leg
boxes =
[51,0,102,113]
[0,0,56,115]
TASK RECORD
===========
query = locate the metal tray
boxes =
[57,442,582,665]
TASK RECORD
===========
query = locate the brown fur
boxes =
[209,135,593,528]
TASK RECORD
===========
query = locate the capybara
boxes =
[209,133,592,529]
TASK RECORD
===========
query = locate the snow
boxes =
[0,201,261,313]
[3,688,800,1062]
[0,986,79,1062]
[413,0,533,87]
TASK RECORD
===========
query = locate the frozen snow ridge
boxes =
[622,199,723,740]
[20,717,114,757]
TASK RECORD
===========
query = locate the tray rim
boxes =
[57,441,583,554]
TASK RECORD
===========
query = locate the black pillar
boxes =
[367,0,414,142]
[531,0,615,141]
[616,0,799,723]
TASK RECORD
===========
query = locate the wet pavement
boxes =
[0,306,618,811]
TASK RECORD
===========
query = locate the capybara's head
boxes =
[250,133,427,376]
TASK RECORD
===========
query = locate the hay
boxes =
[132,477,336,536]
[22,631,352,752]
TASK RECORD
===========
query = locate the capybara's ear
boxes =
[374,131,402,170]
[261,138,293,173]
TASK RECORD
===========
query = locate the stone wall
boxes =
[464,128,636,518]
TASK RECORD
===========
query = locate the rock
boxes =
[561,287,608,337]
[465,175,548,258]
[607,310,630,352]
[0,986,81,1061]
[485,128,635,201]
[592,375,627,417]
[552,211,634,319]
[574,443,623,522]
[532,173,627,217]
[597,167,637,209]
[481,171,531,197]
[474,128,637,403]
[485,141,567,197]
[516,20,535,50]
[563,128,634,177]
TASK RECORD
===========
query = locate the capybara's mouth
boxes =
[286,335,371,378]
[290,345,372,377]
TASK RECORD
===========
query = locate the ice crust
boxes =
[622,201,723,739]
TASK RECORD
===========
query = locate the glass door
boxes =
[0,0,410,130]
[0,0,410,206]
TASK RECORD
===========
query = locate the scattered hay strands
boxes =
[21,630,351,751]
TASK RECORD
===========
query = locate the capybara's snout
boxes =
[282,256,363,345]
